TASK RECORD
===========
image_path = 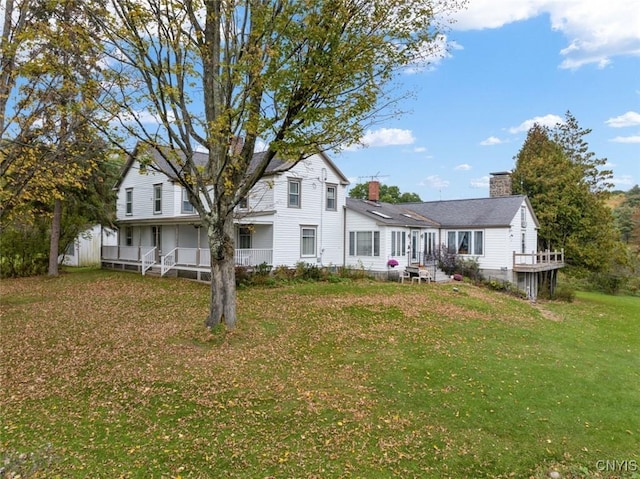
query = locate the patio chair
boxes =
[411,268,431,284]
[399,269,411,283]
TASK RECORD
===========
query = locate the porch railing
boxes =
[103,246,273,269]
[161,248,177,276]
[141,247,156,275]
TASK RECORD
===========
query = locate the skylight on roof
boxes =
[401,213,414,219]
[369,210,392,219]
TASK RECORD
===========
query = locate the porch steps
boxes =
[144,266,177,278]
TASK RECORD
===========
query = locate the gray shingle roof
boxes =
[346,198,439,227]
[146,147,293,181]
[402,196,531,228]
[347,195,536,229]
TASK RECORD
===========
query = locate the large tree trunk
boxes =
[204,213,237,330]
[48,198,62,276]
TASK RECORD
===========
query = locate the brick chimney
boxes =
[368,180,380,202]
[489,172,512,197]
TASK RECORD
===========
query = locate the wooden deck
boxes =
[512,250,564,273]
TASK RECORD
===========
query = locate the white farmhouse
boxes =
[101,145,349,279]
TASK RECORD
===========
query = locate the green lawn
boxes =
[1,269,638,478]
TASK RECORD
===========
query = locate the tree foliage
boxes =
[95,0,466,329]
[349,182,422,203]
[0,0,117,276]
[512,114,624,275]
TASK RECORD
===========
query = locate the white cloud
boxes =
[413,146,427,153]
[610,135,640,143]
[355,128,416,148]
[606,111,640,128]
[470,176,490,188]
[613,174,635,187]
[455,164,472,171]
[421,175,450,189]
[480,136,504,146]
[451,0,640,69]
[508,114,564,134]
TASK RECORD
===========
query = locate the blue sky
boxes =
[334,0,640,201]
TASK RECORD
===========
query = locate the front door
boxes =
[152,226,162,261]
[411,230,419,263]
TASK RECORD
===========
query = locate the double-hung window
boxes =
[125,226,133,246]
[125,188,133,216]
[391,231,406,256]
[182,188,194,213]
[326,185,337,211]
[521,206,527,228]
[301,227,316,257]
[153,183,162,214]
[349,231,380,257]
[238,227,252,249]
[288,179,301,208]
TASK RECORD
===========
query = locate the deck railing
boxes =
[513,249,564,266]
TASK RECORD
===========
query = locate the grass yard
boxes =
[1,269,638,478]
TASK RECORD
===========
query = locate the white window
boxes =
[153,184,162,214]
[474,231,483,255]
[326,185,337,211]
[349,231,380,257]
[288,179,301,208]
[125,227,133,247]
[182,188,194,213]
[391,231,406,256]
[447,230,484,256]
[301,227,316,257]
[238,227,252,249]
[125,188,133,215]
[239,197,248,209]
[521,205,527,228]
[521,233,526,254]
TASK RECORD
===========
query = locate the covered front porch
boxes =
[101,222,273,277]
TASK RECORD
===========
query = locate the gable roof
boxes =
[404,195,539,228]
[346,195,539,229]
[115,143,348,188]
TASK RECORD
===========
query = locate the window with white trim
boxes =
[125,226,133,246]
[288,179,301,208]
[238,227,252,249]
[182,188,194,213]
[349,231,380,257]
[326,185,337,211]
[521,205,527,228]
[239,197,248,209]
[447,230,483,256]
[153,183,162,214]
[391,231,406,256]
[125,188,133,215]
[301,227,316,257]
